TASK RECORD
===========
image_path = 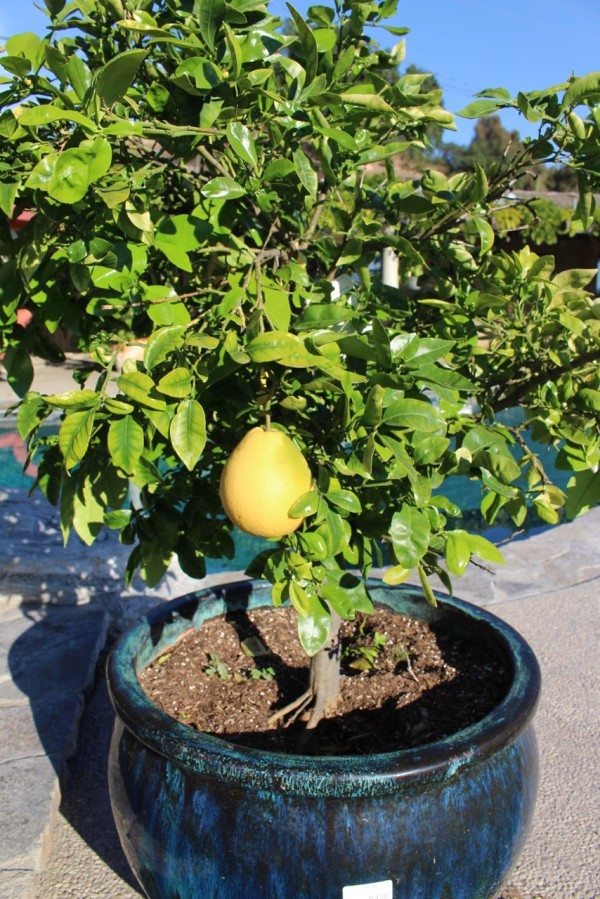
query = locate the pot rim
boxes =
[107,580,540,797]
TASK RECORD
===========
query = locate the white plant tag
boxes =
[343,880,393,899]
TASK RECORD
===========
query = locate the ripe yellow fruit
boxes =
[219,427,312,538]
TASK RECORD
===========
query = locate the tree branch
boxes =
[491,348,600,413]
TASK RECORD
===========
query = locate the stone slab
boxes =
[481,583,600,899]
[0,604,109,895]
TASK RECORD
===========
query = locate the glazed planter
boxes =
[107,581,540,899]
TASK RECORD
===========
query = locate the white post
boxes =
[381,226,399,288]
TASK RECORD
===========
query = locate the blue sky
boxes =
[1,0,598,144]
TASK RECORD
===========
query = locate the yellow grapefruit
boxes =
[219,427,312,538]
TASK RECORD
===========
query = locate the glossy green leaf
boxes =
[45,389,98,408]
[466,533,505,564]
[157,367,192,398]
[193,0,226,52]
[286,3,318,84]
[67,55,92,101]
[293,147,318,200]
[339,92,396,114]
[417,564,438,607]
[383,399,445,433]
[0,181,18,217]
[390,506,430,569]
[382,565,411,586]
[565,470,600,519]
[564,71,600,107]
[320,578,356,619]
[58,409,96,470]
[246,330,302,362]
[96,49,147,107]
[327,489,361,513]
[18,105,96,131]
[458,99,502,118]
[297,596,331,656]
[117,371,167,410]
[170,399,207,470]
[108,415,144,473]
[201,177,246,200]
[144,325,186,371]
[445,529,471,575]
[288,490,319,518]
[226,121,258,169]
[2,348,34,398]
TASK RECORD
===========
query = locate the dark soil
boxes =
[139,606,511,756]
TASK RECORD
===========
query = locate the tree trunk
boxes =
[306,611,342,729]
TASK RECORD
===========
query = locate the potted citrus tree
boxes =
[1,1,599,896]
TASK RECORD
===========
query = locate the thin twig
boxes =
[197,145,231,179]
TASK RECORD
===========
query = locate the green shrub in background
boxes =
[0,0,598,718]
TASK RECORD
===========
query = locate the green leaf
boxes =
[108,416,144,474]
[67,55,92,101]
[466,533,505,564]
[47,149,92,203]
[170,399,207,471]
[445,530,471,576]
[226,121,258,169]
[471,216,495,255]
[458,99,502,118]
[223,23,242,78]
[201,177,246,200]
[144,325,186,371]
[288,490,319,517]
[417,564,437,607]
[286,3,318,84]
[390,506,431,569]
[320,578,356,619]
[17,393,46,440]
[58,409,96,470]
[383,398,445,433]
[314,28,336,52]
[0,181,18,217]
[382,565,411,586]
[565,470,600,519]
[6,32,42,65]
[297,596,331,656]
[157,367,192,398]
[480,469,518,498]
[193,0,226,52]
[263,159,295,181]
[246,330,302,362]
[97,49,147,107]
[45,389,98,408]
[293,147,318,200]
[105,398,134,415]
[263,288,291,332]
[327,489,361,513]
[18,105,97,131]
[339,92,396,114]
[104,509,132,530]
[294,303,355,330]
[564,71,600,107]
[117,371,167,410]
[2,347,34,398]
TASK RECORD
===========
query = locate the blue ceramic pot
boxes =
[107,581,540,899]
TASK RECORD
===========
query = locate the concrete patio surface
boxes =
[1,357,599,898]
